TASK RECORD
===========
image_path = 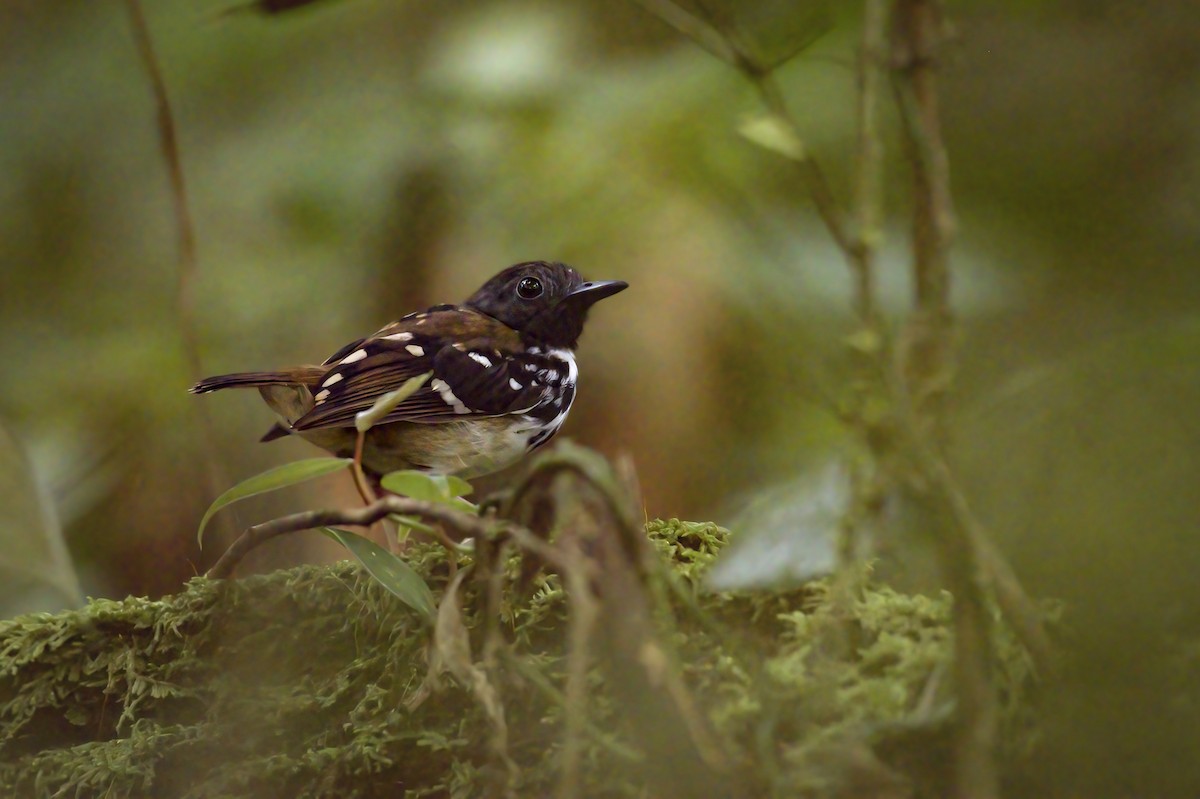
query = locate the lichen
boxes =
[0,520,1036,798]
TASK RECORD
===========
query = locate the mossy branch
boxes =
[0,518,1041,798]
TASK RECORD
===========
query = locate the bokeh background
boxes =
[2,1,1199,794]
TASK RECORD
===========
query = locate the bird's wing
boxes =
[290,307,552,431]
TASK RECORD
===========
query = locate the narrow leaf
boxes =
[432,567,474,680]
[739,114,807,162]
[431,566,507,735]
[217,0,341,17]
[321,527,437,623]
[355,372,432,433]
[0,421,84,615]
[197,458,351,547]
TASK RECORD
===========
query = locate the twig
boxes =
[916,444,1054,670]
[123,0,200,356]
[558,536,598,799]
[629,0,739,64]
[893,23,955,314]
[500,650,643,763]
[750,74,860,261]
[493,517,576,573]
[892,1,955,438]
[852,0,888,322]
[630,0,859,262]
[434,566,519,796]
[828,0,894,649]
[519,457,730,794]
[205,496,491,579]
[891,2,998,798]
[882,2,1050,679]
[627,6,1048,796]
[124,0,232,531]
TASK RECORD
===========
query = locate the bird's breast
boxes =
[360,413,569,478]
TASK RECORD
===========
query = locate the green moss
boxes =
[0,521,1036,798]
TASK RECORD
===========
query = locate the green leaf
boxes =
[380,470,478,516]
[355,372,432,433]
[380,470,450,503]
[449,497,477,514]
[444,475,474,497]
[0,420,84,615]
[427,474,451,496]
[707,460,843,590]
[381,472,451,540]
[197,458,351,548]
[320,527,437,624]
[739,114,807,162]
[844,327,883,355]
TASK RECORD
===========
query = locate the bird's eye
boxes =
[516,277,544,299]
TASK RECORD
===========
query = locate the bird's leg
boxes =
[351,429,376,505]
[351,429,403,552]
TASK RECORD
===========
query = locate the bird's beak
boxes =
[564,280,628,305]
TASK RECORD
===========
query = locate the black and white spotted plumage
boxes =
[191,261,625,477]
[296,312,577,437]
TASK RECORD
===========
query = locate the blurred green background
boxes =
[1,0,1199,793]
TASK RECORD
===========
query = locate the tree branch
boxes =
[124,0,232,532]
[630,0,860,264]
[852,0,888,322]
[123,0,200,350]
[205,497,491,579]
[891,3,999,798]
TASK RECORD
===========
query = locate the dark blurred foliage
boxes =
[1,0,1199,794]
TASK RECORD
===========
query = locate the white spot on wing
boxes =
[383,332,413,342]
[431,378,471,415]
[509,378,522,391]
[321,373,344,388]
[341,349,367,364]
[314,389,330,402]
[405,344,425,357]
[468,352,493,368]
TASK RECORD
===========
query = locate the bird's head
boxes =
[465,261,627,349]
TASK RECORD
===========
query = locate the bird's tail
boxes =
[189,368,323,394]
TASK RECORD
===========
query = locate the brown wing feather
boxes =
[291,307,529,431]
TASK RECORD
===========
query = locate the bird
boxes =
[190,262,627,479]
